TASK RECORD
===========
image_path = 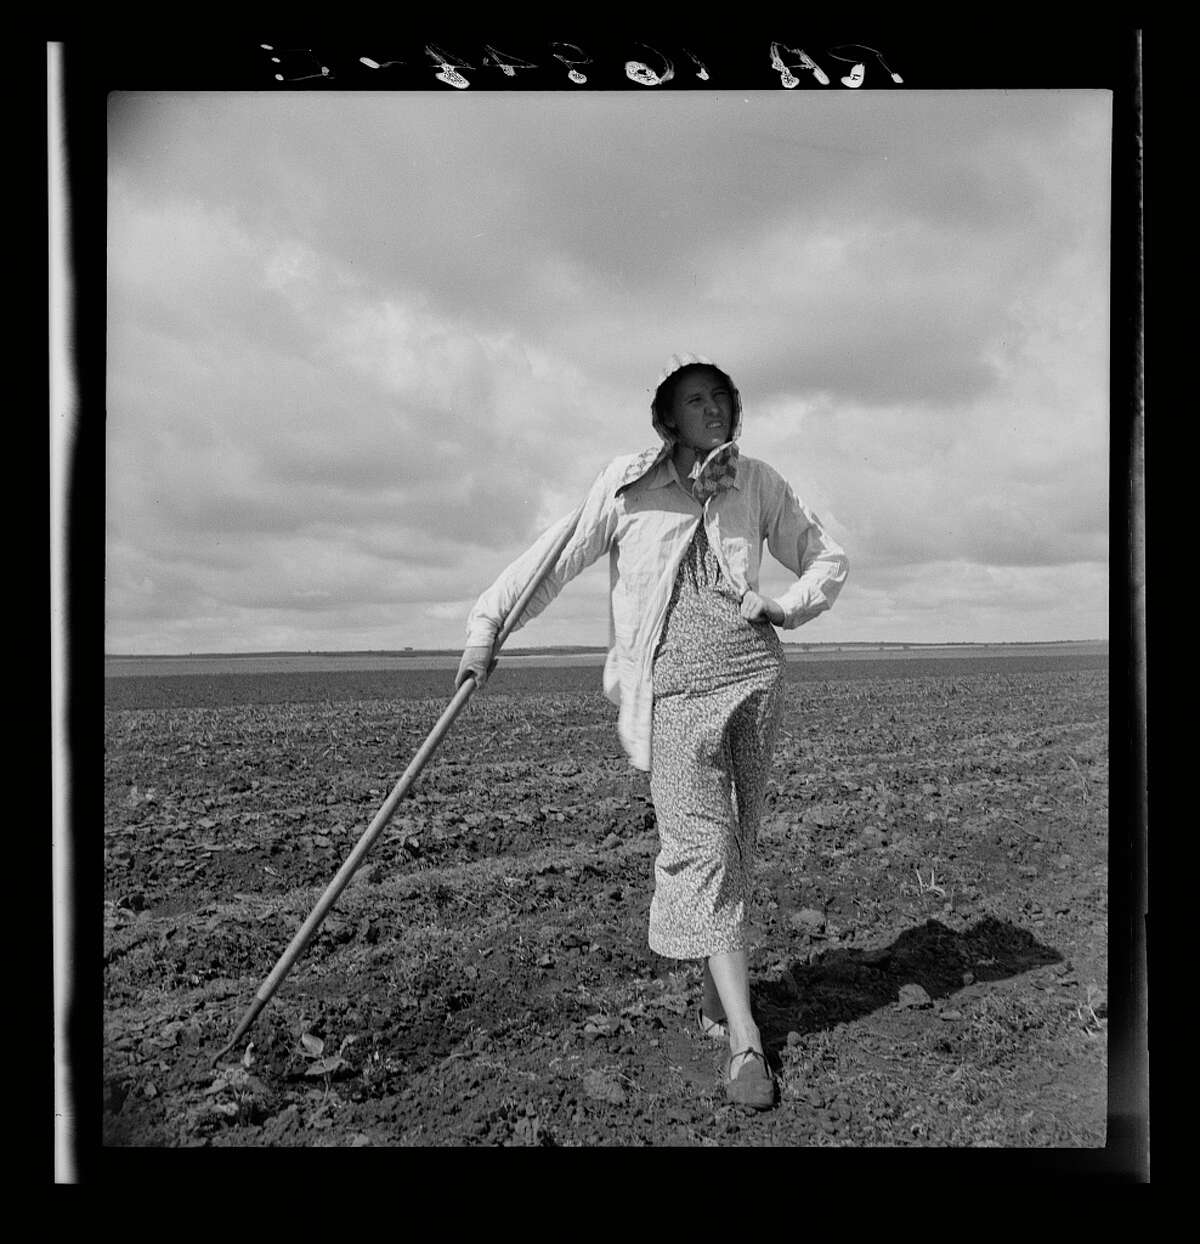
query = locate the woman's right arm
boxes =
[458,465,618,686]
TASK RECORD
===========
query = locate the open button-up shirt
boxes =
[466,447,849,771]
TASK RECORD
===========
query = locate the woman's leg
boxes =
[707,948,762,1075]
[701,960,725,1021]
[709,680,782,1073]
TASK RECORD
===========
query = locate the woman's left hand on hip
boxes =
[740,591,784,625]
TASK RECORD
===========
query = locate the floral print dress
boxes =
[648,520,785,959]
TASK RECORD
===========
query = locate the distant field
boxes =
[105,641,1107,680]
[104,651,1109,711]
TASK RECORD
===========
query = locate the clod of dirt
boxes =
[582,1069,627,1106]
[790,908,826,933]
[583,1014,622,1039]
[898,983,933,1009]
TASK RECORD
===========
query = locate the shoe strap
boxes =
[728,1047,768,1077]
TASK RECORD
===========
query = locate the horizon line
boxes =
[105,638,1109,660]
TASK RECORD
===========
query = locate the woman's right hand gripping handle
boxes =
[455,643,498,692]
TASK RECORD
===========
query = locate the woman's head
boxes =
[651,356,742,449]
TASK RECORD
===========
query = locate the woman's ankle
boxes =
[727,1021,762,1056]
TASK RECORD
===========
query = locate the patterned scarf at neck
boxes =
[687,442,739,504]
[615,440,741,501]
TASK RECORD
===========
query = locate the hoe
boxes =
[212,504,583,1066]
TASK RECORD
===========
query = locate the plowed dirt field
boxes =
[101,652,1110,1149]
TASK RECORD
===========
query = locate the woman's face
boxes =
[664,368,735,452]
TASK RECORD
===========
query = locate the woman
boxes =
[456,353,848,1109]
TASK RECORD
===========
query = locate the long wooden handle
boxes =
[212,503,584,1064]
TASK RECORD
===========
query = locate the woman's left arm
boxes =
[759,466,849,629]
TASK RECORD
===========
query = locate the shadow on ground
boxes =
[756,916,1062,1046]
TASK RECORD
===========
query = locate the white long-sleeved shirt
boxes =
[466,447,848,771]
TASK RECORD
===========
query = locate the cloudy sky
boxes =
[105,88,1111,653]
